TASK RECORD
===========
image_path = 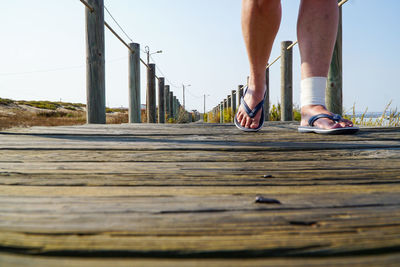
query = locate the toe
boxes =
[332,122,343,129]
[237,112,243,122]
[245,117,252,128]
[241,116,247,127]
[340,119,353,128]
[250,119,259,129]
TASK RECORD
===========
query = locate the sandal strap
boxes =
[241,97,265,118]
[308,113,342,126]
[240,87,266,119]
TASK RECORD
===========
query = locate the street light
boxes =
[144,46,162,65]
[182,84,191,110]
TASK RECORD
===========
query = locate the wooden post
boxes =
[231,90,237,117]
[281,41,293,121]
[238,85,244,110]
[177,100,180,119]
[85,0,105,124]
[203,94,206,122]
[173,96,177,119]
[219,102,223,123]
[146,64,156,123]
[227,95,232,122]
[264,67,270,121]
[129,43,141,123]
[158,77,165,123]
[326,4,343,115]
[169,92,174,120]
[223,99,227,123]
[164,85,170,120]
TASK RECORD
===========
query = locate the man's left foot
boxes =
[301,105,353,129]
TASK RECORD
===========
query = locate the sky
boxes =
[0,0,399,113]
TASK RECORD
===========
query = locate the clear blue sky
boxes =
[0,0,399,113]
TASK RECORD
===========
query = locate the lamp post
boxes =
[144,46,162,65]
[182,84,191,110]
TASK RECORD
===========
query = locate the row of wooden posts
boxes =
[209,6,343,123]
[84,0,191,124]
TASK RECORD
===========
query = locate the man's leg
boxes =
[237,0,281,129]
[298,0,353,129]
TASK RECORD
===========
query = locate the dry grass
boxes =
[344,101,400,127]
[0,109,86,130]
[0,107,129,131]
[106,112,128,124]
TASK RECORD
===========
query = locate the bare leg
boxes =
[298,0,352,129]
[237,0,281,129]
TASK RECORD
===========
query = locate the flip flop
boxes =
[234,87,265,132]
[298,113,359,134]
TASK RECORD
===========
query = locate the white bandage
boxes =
[300,77,327,107]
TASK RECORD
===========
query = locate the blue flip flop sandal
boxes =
[234,87,265,132]
[298,113,359,134]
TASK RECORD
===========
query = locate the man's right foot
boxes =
[235,87,265,129]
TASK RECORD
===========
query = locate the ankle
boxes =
[244,87,266,102]
[301,105,329,116]
[248,74,266,93]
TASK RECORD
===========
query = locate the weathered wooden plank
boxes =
[1,252,399,267]
[0,160,399,187]
[0,149,399,163]
[0,123,399,263]
[0,184,398,198]
[3,123,399,141]
[0,135,399,152]
[1,227,399,257]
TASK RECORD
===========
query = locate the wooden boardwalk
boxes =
[0,122,400,266]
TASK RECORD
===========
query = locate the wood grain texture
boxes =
[165,85,170,120]
[231,90,237,116]
[146,64,156,123]
[280,41,293,121]
[326,5,343,115]
[0,123,399,266]
[128,43,141,123]
[219,102,223,123]
[158,77,165,123]
[264,67,270,121]
[169,92,174,119]
[85,0,105,124]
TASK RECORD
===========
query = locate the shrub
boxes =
[36,111,68,117]
[177,107,190,123]
[0,98,14,105]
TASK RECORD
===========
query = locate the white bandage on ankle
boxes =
[300,77,327,107]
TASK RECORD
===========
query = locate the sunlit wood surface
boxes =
[1,122,399,266]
